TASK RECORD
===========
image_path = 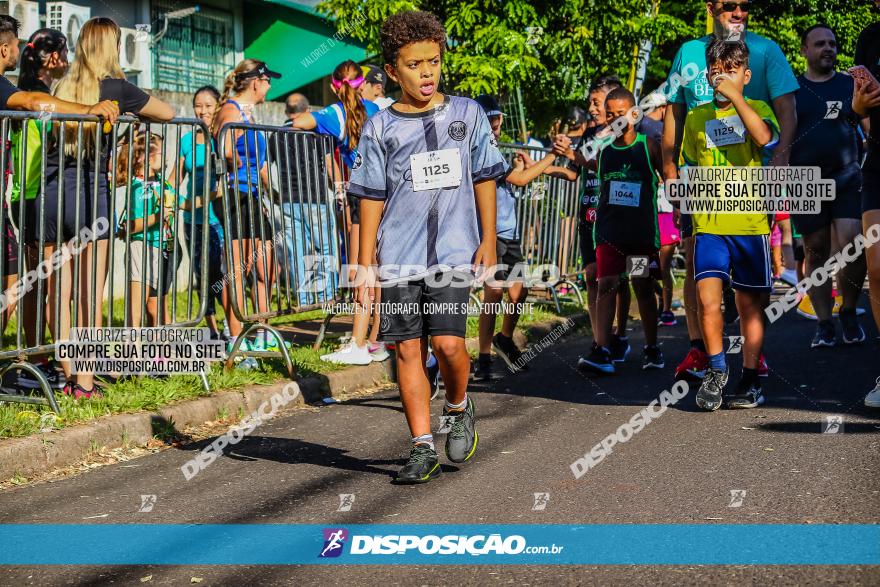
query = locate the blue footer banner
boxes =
[1,524,877,565]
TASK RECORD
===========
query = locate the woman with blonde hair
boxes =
[41,16,174,399]
[212,59,279,360]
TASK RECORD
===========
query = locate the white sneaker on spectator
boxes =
[864,377,880,408]
[368,342,390,362]
[321,342,372,365]
[237,357,259,370]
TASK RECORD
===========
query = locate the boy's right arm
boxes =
[356,199,382,306]
[714,79,774,147]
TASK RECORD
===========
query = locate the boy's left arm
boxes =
[768,94,796,166]
[730,93,775,147]
[473,179,497,272]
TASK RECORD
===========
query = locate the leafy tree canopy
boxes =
[318,0,875,133]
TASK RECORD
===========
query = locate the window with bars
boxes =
[150,1,236,94]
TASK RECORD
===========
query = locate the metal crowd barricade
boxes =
[113,116,214,391]
[497,142,585,312]
[0,112,212,413]
[216,121,343,374]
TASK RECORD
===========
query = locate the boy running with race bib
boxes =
[349,11,506,484]
[680,39,779,411]
[577,87,666,374]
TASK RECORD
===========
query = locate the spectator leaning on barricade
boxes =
[116,133,185,328]
[268,93,337,308]
[662,0,798,383]
[473,94,556,381]
[44,16,174,399]
[360,64,395,110]
[0,14,122,398]
[5,28,70,392]
[291,60,387,366]
[790,24,867,349]
[853,4,880,407]
[168,86,226,341]
[213,59,281,363]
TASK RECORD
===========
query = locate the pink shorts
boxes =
[770,223,782,248]
[658,213,680,247]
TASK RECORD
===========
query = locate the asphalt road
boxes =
[1,291,879,585]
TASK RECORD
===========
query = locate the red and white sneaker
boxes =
[674,347,708,381]
[758,354,769,378]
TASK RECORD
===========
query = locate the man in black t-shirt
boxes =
[792,24,867,348]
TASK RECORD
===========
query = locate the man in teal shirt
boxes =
[663,1,799,174]
[660,0,799,383]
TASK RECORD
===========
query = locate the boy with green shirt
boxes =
[680,39,779,411]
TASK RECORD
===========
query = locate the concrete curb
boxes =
[0,361,394,482]
[0,314,584,482]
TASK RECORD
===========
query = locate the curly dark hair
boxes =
[380,10,446,65]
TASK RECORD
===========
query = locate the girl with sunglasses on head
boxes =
[212,59,280,363]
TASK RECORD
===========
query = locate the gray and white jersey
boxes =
[348,95,508,282]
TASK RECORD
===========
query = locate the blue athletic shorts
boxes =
[694,233,772,292]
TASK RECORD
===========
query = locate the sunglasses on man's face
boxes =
[717,1,750,12]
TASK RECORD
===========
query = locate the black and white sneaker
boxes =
[696,367,728,411]
[473,356,495,382]
[727,379,765,409]
[811,320,836,348]
[609,335,631,364]
[578,345,615,374]
[642,345,665,370]
[13,361,66,391]
[839,309,866,344]
[492,333,527,372]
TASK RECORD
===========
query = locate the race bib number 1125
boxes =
[411,148,462,192]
